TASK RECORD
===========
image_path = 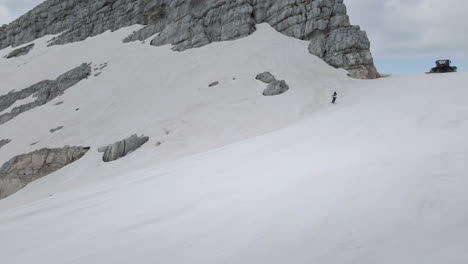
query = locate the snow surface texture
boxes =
[1,24,468,263]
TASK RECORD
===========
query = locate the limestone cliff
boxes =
[0,0,379,79]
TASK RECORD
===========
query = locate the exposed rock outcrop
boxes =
[256,72,276,84]
[98,134,149,162]
[308,25,379,79]
[208,81,219,87]
[263,80,290,96]
[49,126,64,133]
[0,139,11,150]
[4,43,34,59]
[0,0,378,79]
[0,146,90,199]
[0,63,91,125]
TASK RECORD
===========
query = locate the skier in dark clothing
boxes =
[332,91,337,104]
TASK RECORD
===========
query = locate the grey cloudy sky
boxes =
[347,0,468,59]
[0,0,42,25]
[0,0,467,72]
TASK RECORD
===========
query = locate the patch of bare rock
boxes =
[0,139,11,150]
[49,126,64,134]
[4,43,34,59]
[0,146,90,199]
[0,63,91,125]
[98,134,149,162]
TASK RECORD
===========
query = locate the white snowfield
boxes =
[1,24,468,264]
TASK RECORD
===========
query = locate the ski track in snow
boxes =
[1,24,468,264]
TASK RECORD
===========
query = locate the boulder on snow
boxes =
[4,43,34,59]
[255,72,276,84]
[0,146,90,199]
[0,139,11,150]
[98,134,149,162]
[263,80,289,96]
[208,81,219,87]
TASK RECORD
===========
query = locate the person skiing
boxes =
[331,91,337,104]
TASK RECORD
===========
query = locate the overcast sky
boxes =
[0,0,467,73]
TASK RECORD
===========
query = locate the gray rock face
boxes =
[308,25,379,79]
[4,43,34,59]
[98,134,149,162]
[256,72,276,84]
[0,0,378,79]
[0,146,90,199]
[263,80,290,96]
[148,1,255,51]
[0,63,91,125]
[0,0,144,49]
[0,139,11,150]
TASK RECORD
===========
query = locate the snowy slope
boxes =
[1,24,468,264]
[0,24,349,164]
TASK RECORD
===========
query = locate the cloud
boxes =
[346,0,468,59]
[0,0,43,25]
[0,5,14,25]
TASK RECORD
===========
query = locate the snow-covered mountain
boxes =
[1,1,468,264]
[0,0,379,79]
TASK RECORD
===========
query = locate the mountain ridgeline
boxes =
[0,0,379,79]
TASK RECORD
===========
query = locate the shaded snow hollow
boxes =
[0,24,468,264]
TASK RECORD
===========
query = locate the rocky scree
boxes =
[0,146,90,199]
[0,0,378,79]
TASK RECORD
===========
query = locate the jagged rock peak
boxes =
[0,0,379,79]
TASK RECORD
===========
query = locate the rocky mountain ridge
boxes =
[0,0,379,79]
